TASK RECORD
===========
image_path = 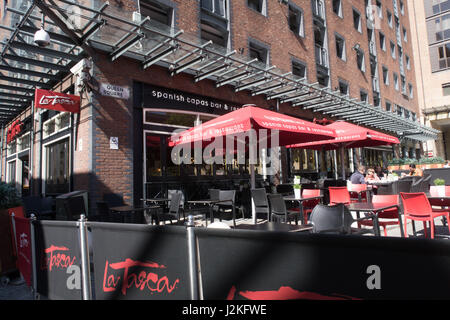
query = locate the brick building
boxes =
[0,0,438,215]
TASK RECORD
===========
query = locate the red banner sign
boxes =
[35,88,80,113]
[14,216,33,287]
[6,119,23,144]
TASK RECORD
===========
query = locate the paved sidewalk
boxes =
[0,276,33,300]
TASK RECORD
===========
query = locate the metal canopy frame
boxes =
[0,0,439,141]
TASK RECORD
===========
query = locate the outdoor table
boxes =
[109,205,160,223]
[283,195,323,224]
[346,202,403,237]
[427,195,450,226]
[234,222,313,233]
[186,199,230,226]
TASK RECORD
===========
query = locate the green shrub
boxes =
[434,178,445,186]
[0,182,22,209]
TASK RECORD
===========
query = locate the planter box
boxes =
[8,206,24,218]
[0,209,17,274]
[388,165,400,171]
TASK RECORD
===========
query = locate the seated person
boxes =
[408,164,422,177]
[350,165,366,185]
[365,168,380,182]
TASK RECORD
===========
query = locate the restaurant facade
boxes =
[0,0,439,214]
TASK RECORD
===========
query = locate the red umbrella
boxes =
[169,105,336,224]
[287,120,399,150]
[287,121,400,179]
[169,106,336,147]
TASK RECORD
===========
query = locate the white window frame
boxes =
[143,108,219,129]
[42,112,71,139]
[288,4,305,37]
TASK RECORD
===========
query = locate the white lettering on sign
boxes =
[100,83,130,100]
[366,265,381,290]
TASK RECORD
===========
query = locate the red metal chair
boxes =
[301,189,321,223]
[358,195,401,236]
[329,187,350,205]
[348,183,368,203]
[400,192,450,239]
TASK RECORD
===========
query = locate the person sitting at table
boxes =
[408,164,423,177]
[350,165,366,185]
[365,168,380,182]
[375,166,385,179]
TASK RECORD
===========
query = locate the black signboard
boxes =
[33,221,82,300]
[141,83,241,115]
[195,229,450,300]
[90,222,190,300]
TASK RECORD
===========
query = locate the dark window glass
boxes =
[45,138,70,194]
[248,0,262,13]
[292,60,306,78]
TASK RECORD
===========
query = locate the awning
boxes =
[0,0,439,142]
[170,105,336,147]
[288,121,400,150]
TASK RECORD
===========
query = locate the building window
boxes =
[400,0,405,15]
[312,0,325,19]
[437,43,450,69]
[140,0,173,26]
[249,40,269,65]
[387,9,393,28]
[45,138,70,194]
[443,83,450,96]
[317,70,329,87]
[338,79,349,95]
[356,48,365,72]
[393,72,399,90]
[373,92,381,107]
[406,55,411,69]
[408,83,414,98]
[7,161,16,184]
[289,4,304,37]
[385,100,392,112]
[396,105,404,117]
[402,26,408,42]
[332,0,343,18]
[433,0,450,15]
[335,33,346,60]
[247,0,266,16]
[390,41,396,59]
[360,89,368,103]
[353,8,362,33]
[200,0,229,47]
[379,32,386,51]
[376,0,383,19]
[382,66,389,85]
[292,59,307,79]
[434,14,450,42]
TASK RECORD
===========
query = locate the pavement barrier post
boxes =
[186,214,199,300]
[29,214,39,300]
[78,214,92,300]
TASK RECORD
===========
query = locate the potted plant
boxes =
[0,182,23,217]
[293,175,301,198]
[434,178,446,196]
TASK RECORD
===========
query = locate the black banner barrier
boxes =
[33,220,82,300]
[89,222,190,300]
[195,229,450,300]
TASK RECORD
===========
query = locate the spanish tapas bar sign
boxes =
[6,119,23,144]
[100,83,130,100]
[35,88,81,113]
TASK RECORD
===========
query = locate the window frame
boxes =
[288,3,305,37]
[335,33,346,61]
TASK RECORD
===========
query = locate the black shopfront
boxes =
[132,82,269,205]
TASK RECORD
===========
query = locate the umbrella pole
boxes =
[333,150,338,180]
[340,147,346,180]
[250,163,256,224]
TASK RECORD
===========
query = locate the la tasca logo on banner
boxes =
[35,88,81,113]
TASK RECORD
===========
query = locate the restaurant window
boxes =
[291,148,317,172]
[7,140,17,155]
[17,133,30,152]
[7,161,16,184]
[45,138,70,194]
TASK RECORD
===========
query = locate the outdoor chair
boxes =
[400,192,450,239]
[154,192,183,225]
[410,177,424,193]
[300,189,321,223]
[348,184,369,203]
[397,179,413,193]
[267,194,298,225]
[376,181,398,195]
[22,195,55,220]
[102,193,125,222]
[328,187,351,205]
[63,196,86,221]
[95,201,111,222]
[358,195,401,236]
[251,188,270,222]
[216,190,240,227]
[309,203,375,235]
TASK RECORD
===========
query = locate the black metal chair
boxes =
[63,196,86,221]
[267,194,298,225]
[22,195,55,220]
[410,177,424,193]
[397,179,413,193]
[251,188,270,222]
[154,192,182,225]
[216,190,240,227]
[309,203,375,235]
